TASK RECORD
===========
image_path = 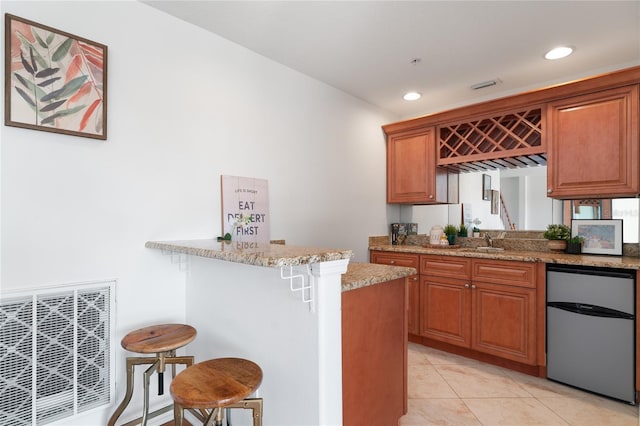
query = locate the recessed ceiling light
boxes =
[403,91,422,101]
[545,46,574,60]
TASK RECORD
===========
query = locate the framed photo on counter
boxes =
[571,219,623,256]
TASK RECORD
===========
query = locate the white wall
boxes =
[408,170,502,233]
[1,1,398,424]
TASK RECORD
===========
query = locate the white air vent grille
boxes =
[0,281,114,425]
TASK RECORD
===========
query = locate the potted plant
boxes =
[566,235,584,254]
[458,224,468,237]
[444,224,458,245]
[472,226,481,238]
[543,224,571,252]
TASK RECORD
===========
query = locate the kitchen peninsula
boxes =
[145,239,415,426]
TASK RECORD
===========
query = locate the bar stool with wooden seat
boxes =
[170,357,263,426]
[108,323,197,426]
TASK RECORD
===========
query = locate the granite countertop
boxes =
[369,244,640,270]
[146,239,353,267]
[341,262,416,292]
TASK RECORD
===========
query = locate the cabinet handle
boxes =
[390,260,395,264]
[412,277,418,281]
[464,284,470,288]
[429,194,434,199]
[471,284,476,289]
[547,188,552,194]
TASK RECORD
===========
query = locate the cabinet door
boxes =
[408,275,420,335]
[471,282,536,365]
[420,276,471,347]
[547,85,639,198]
[386,128,448,204]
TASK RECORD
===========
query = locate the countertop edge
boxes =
[146,240,353,268]
[342,262,416,292]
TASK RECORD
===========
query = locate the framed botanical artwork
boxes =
[5,14,107,139]
[491,190,499,215]
[571,219,623,256]
[482,174,491,201]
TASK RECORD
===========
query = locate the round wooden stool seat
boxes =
[108,323,197,426]
[171,358,263,409]
[121,323,197,353]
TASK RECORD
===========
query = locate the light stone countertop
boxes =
[146,240,418,292]
[341,262,416,292]
[146,239,353,267]
[369,244,640,270]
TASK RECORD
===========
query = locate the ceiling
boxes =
[143,1,640,119]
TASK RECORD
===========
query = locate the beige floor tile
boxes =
[408,342,434,366]
[463,397,570,425]
[408,364,458,399]
[401,398,482,426]
[503,370,592,399]
[538,395,639,426]
[435,364,532,398]
[418,346,486,366]
[405,343,639,426]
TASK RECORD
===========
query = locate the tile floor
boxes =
[401,342,639,426]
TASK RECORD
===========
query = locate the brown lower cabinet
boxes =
[342,277,407,426]
[421,258,537,365]
[371,250,539,370]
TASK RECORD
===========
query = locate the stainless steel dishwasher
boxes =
[546,264,636,404]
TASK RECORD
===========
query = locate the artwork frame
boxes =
[571,219,623,256]
[5,14,107,140]
[491,190,499,215]
[482,174,491,201]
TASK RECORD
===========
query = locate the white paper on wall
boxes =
[221,175,270,242]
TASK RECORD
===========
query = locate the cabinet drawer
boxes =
[420,255,471,280]
[370,251,419,269]
[472,259,536,288]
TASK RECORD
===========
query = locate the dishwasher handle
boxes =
[547,301,634,320]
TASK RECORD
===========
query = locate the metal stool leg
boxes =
[173,401,184,426]
[108,357,142,426]
[141,359,160,425]
[224,398,262,426]
[109,354,194,426]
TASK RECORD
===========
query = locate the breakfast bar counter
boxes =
[145,239,353,267]
[146,239,415,426]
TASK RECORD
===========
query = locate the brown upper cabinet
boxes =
[383,66,640,202]
[386,127,449,204]
[546,85,639,198]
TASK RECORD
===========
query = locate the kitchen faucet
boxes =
[485,233,493,247]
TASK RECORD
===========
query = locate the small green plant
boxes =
[473,226,480,233]
[568,235,585,244]
[543,224,571,240]
[444,224,458,236]
[458,224,468,237]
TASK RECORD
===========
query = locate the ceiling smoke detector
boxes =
[470,79,500,90]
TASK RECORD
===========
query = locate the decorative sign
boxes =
[221,175,270,243]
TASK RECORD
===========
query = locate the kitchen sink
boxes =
[475,246,505,252]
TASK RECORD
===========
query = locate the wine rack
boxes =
[438,107,545,171]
